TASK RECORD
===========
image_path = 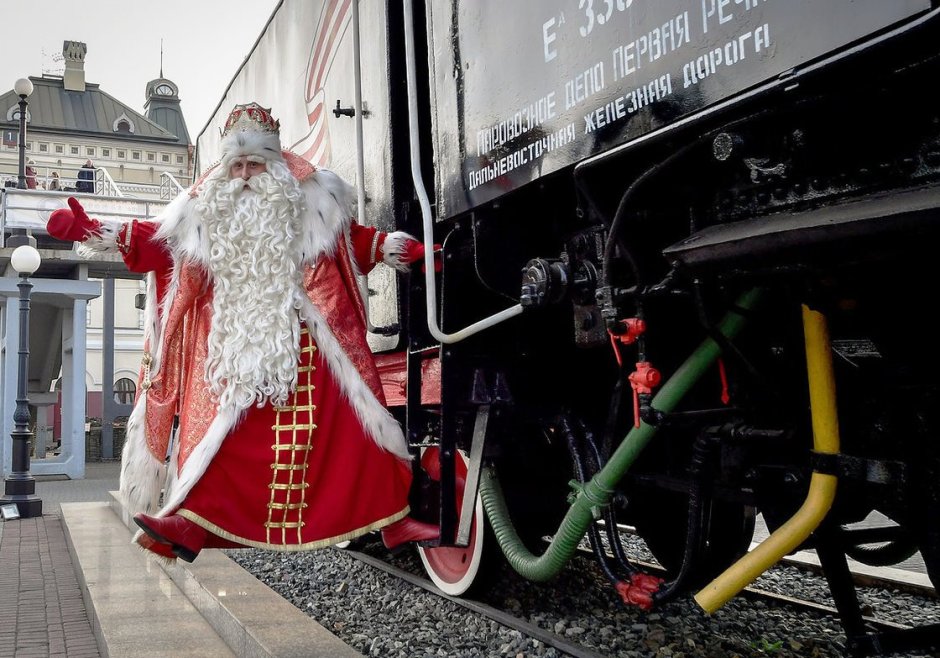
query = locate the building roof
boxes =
[1,76,185,145]
[146,105,191,145]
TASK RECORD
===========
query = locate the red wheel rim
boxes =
[417,447,485,595]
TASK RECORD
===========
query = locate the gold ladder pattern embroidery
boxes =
[265,326,318,544]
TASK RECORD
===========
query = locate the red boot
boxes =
[134,513,207,563]
[135,533,177,560]
[381,517,439,550]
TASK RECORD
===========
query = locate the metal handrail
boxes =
[159,171,186,200]
[94,167,124,198]
[0,187,170,247]
[1,164,191,200]
[402,0,523,343]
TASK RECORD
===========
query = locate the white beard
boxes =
[194,171,305,411]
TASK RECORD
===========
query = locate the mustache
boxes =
[220,172,273,196]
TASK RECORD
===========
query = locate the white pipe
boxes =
[351,0,378,333]
[402,0,523,344]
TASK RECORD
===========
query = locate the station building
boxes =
[0,40,192,478]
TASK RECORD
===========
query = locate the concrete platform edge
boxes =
[60,506,113,658]
[749,541,935,593]
[62,502,236,657]
[108,491,360,658]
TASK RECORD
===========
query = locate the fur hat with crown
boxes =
[219,102,284,165]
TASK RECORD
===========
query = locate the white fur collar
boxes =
[154,168,355,267]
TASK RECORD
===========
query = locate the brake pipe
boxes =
[479,288,763,583]
[694,304,840,613]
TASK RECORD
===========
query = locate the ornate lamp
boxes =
[0,244,43,518]
[13,78,33,190]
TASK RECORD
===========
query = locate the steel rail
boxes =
[601,521,938,600]
[569,542,923,634]
[345,548,610,658]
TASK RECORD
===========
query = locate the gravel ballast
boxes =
[226,535,940,658]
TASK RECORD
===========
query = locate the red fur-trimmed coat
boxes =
[82,154,415,526]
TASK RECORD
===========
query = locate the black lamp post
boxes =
[13,78,33,190]
[0,245,43,518]
[9,78,36,250]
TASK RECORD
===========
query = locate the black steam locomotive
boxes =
[210,1,940,654]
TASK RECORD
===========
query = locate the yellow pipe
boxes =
[694,304,840,613]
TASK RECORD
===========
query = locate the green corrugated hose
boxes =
[479,288,763,582]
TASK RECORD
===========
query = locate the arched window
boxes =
[114,378,136,404]
[5,105,30,122]
[112,113,136,134]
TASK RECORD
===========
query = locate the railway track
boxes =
[350,543,918,640]
[338,531,938,658]
[345,549,611,658]
[618,555,916,635]
[587,523,936,627]
[231,534,940,657]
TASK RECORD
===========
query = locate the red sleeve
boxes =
[348,221,386,275]
[117,220,172,273]
[117,220,174,304]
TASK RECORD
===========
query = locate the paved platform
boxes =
[0,462,359,657]
[0,464,118,657]
[0,515,100,658]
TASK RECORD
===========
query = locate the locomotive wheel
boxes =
[416,446,497,596]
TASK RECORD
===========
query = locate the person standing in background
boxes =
[25,160,38,189]
[76,160,94,193]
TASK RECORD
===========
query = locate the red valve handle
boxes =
[628,361,662,428]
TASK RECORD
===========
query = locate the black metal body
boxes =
[0,273,42,518]
[424,0,929,219]
[379,1,940,654]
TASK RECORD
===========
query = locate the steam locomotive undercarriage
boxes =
[404,27,940,657]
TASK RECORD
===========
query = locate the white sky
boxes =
[1,0,281,141]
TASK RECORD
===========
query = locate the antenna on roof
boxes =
[160,39,164,78]
[41,47,65,76]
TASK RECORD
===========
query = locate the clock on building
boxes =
[154,83,175,96]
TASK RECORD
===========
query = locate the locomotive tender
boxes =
[199,1,940,653]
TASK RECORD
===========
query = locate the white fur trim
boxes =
[118,195,193,518]
[120,247,192,519]
[142,272,159,363]
[154,190,203,264]
[296,294,410,459]
[381,231,418,273]
[297,169,356,265]
[119,389,167,516]
[75,220,121,257]
[157,407,240,516]
[220,131,283,167]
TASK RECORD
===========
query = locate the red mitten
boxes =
[402,239,443,272]
[47,197,102,242]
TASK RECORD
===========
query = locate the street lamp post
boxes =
[0,245,43,518]
[9,78,36,250]
[13,78,33,190]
